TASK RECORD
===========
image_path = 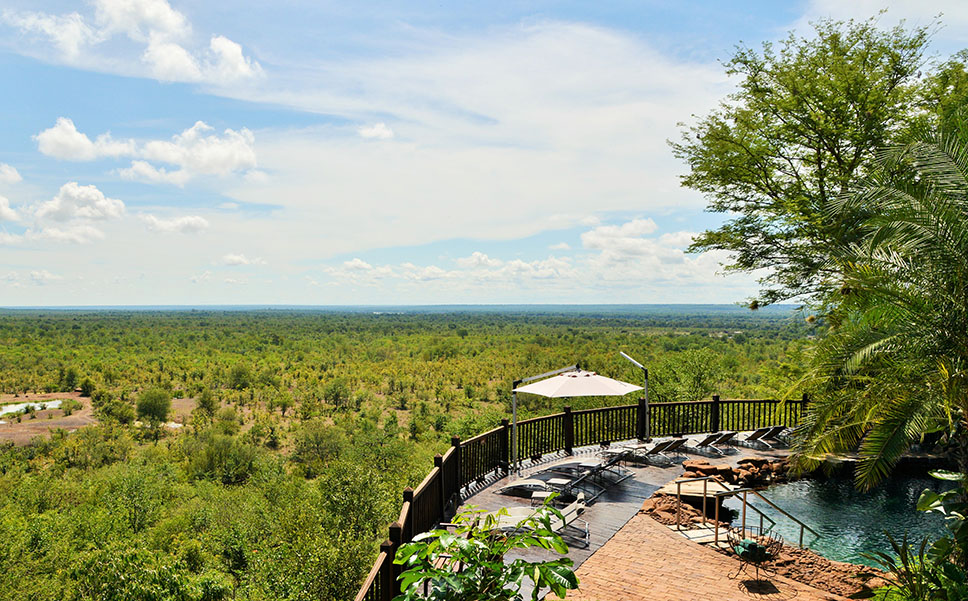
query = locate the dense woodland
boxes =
[0,307,809,601]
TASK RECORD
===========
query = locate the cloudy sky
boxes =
[0,1,964,306]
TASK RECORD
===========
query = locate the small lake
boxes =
[724,474,957,567]
[0,400,64,417]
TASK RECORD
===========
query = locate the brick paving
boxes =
[551,511,848,601]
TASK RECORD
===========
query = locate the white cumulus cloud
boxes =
[143,38,202,81]
[94,0,190,40]
[2,0,261,85]
[142,214,209,233]
[141,121,256,176]
[0,163,22,184]
[358,123,394,139]
[36,182,125,221]
[37,119,257,185]
[0,196,18,221]
[456,251,503,268]
[206,35,262,83]
[118,160,190,185]
[1,10,98,59]
[35,117,135,161]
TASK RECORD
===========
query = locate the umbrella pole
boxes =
[512,387,519,475]
[643,367,650,441]
[620,351,650,441]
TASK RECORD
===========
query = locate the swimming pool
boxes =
[723,473,957,567]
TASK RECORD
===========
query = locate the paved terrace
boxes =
[460,438,847,601]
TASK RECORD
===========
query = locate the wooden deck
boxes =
[458,441,789,572]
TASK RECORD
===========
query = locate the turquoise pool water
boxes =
[723,474,956,567]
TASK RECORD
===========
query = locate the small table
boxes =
[547,477,572,490]
[531,490,554,506]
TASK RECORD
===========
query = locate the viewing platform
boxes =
[354,397,815,601]
[460,441,788,578]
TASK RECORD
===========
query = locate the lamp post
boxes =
[511,364,578,475]
[620,351,650,441]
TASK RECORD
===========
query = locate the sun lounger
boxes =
[736,427,773,448]
[713,431,739,451]
[714,431,737,452]
[631,439,679,466]
[756,425,792,449]
[689,432,727,456]
[662,438,688,461]
[488,493,589,547]
[538,458,632,486]
[496,478,550,497]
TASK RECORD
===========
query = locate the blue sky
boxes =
[0,0,963,305]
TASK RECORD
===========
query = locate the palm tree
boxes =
[793,127,968,489]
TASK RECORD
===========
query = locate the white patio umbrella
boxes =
[510,368,643,473]
[513,369,643,397]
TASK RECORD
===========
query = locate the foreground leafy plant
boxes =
[857,472,968,600]
[393,500,579,601]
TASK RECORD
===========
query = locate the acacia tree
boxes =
[137,388,171,441]
[794,127,968,488]
[672,17,936,307]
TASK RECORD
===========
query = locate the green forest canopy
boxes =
[0,307,809,601]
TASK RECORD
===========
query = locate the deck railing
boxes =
[353,395,809,601]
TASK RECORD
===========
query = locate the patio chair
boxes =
[726,526,784,581]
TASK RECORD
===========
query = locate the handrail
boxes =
[673,476,776,535]
[674,475,819,548]
[352,551,387,601]
[461,425,504,446]
[712,485,820,546]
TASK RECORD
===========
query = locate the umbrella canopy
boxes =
[512,369,642,398]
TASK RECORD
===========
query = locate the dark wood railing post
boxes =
[800,392,809,426]
[711,394,721,433]
[563,406,574,455]
[499,418,510,471]
[433,454,445,520]
[402,488,414,542]
[380,539,395,601]
[388,522,403,592]
[637,397,647,440]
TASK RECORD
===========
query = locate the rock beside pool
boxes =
[639,495,728,528]
[764,543,887,598]
[680,457,788,488]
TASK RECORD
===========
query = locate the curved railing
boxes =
[353,395,808,601]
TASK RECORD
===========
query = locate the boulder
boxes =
[682,459,712,472]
